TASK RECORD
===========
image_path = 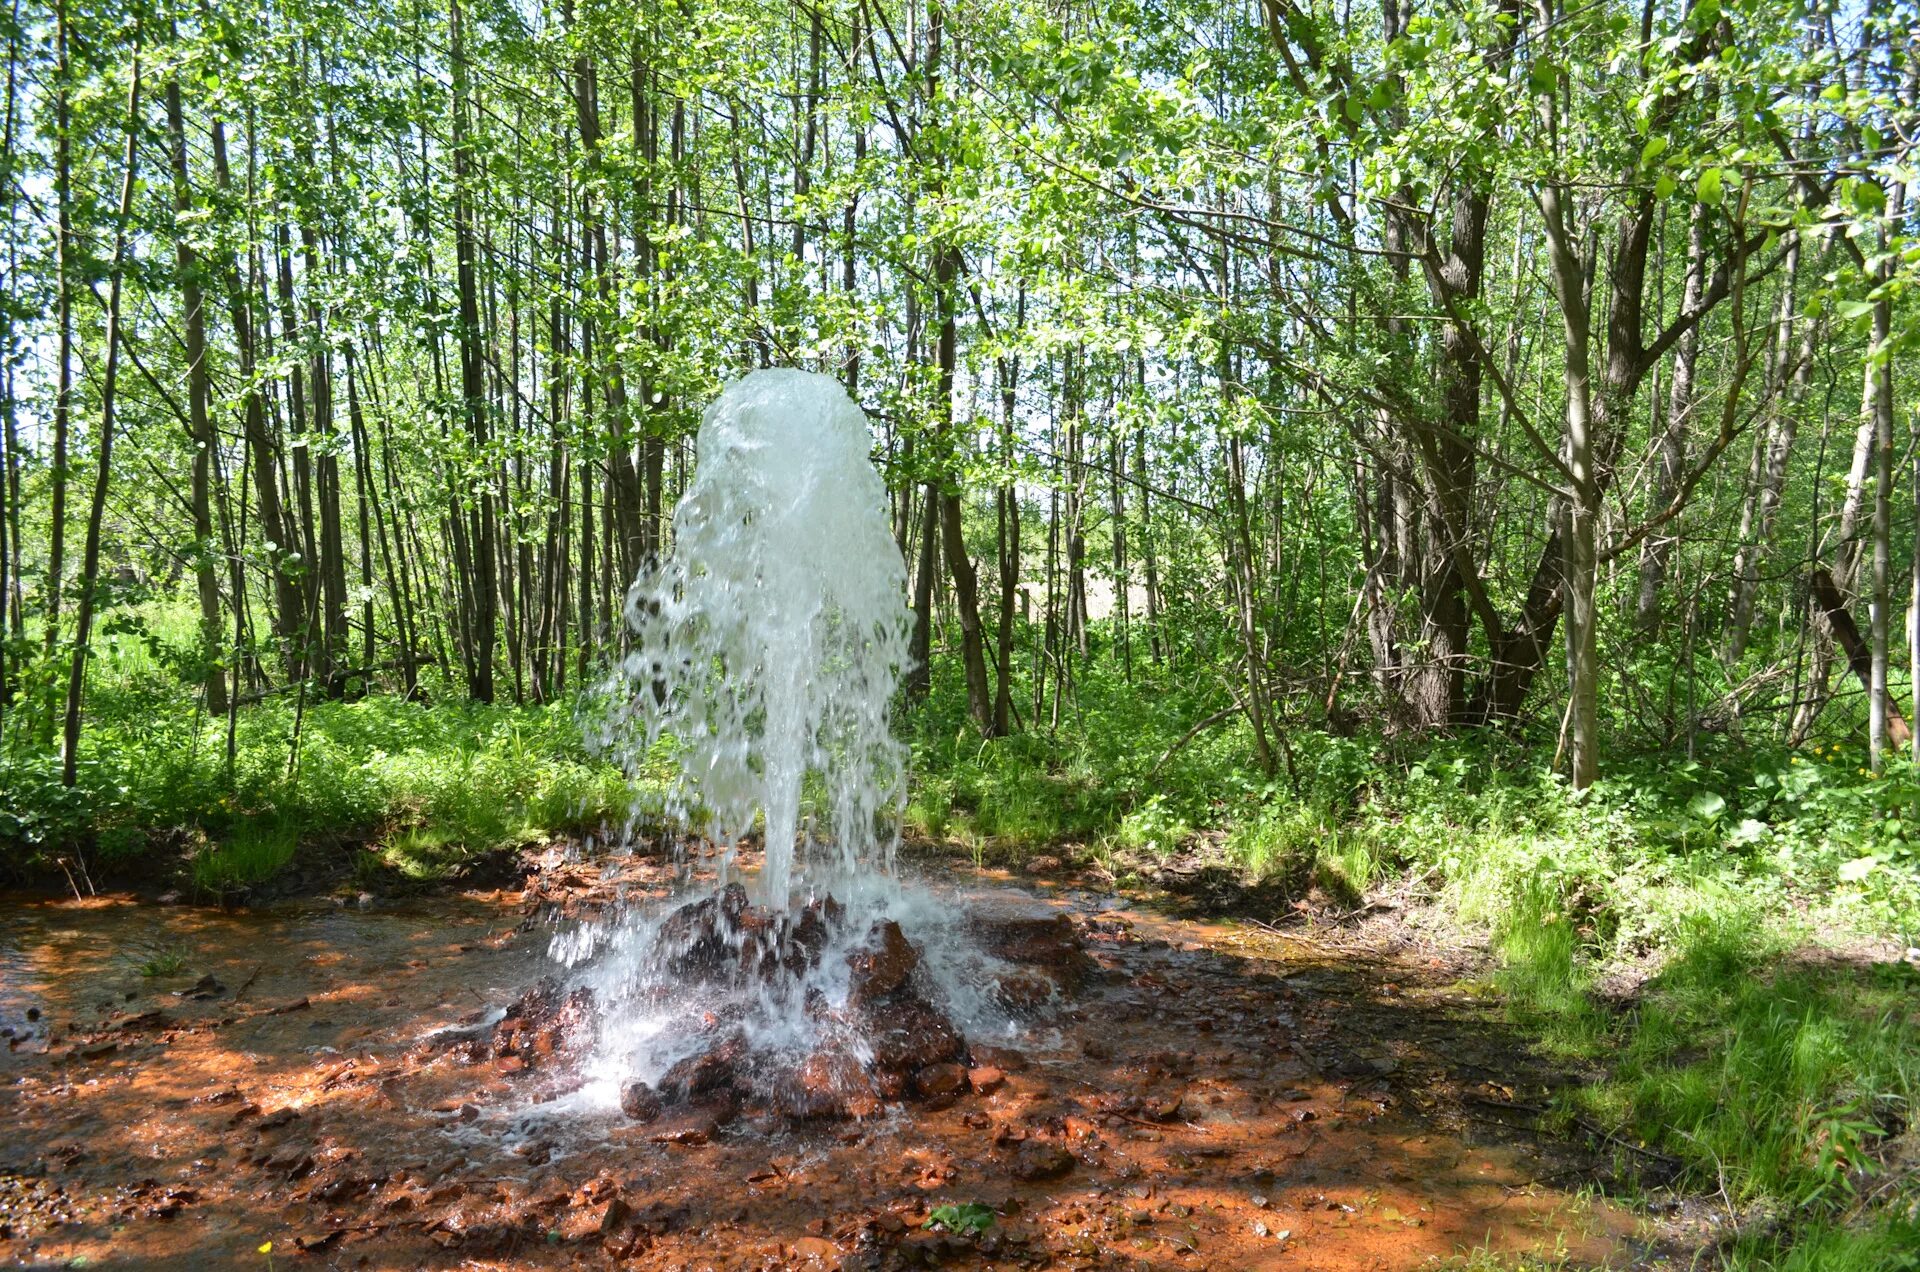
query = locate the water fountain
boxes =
[508,370,1084,1131]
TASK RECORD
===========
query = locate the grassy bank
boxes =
[0,676,632,895]
[3,638,1917,1264]
[903,658,1920,1269]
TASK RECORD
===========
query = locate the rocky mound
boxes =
[476,887,1087,1138]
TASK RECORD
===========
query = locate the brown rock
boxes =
[969,914,1090,989]
[968,1066,1006,1095]
[657,1031,747,1102]
[869,999,963,1072]
[993,974,1054,1012]
[914,1062,968,1097]
[597,1196,633,1239]
[847,920,919,1005]
[619,1081,663,1122]
[1009,1141,1075,1181]
[786,1236,842,1268]
[971,1045,1026,1072]
[779,1050,881,1120]
[646,1100,735,1146]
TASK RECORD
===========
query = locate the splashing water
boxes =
[549,370,1025,1119]
[604,368,912,902]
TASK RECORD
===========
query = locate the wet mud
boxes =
[2,848,1662,1270]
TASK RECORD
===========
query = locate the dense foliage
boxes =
[1,0,1918,1264]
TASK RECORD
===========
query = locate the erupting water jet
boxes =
[538,370,1078,1127]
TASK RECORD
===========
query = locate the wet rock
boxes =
[968,1066,1006,1095]
[869,999,963,1073]
[492,978,597,1067]
[646,1098,737,1146]
[969,914,1091,989]
[1009,1141,1075,1181]
[785,1235,842,1269]
[653,884,750,978]
[597,1195,633,1239]
[619,1081,663,1122]
[1144,1092,1185,1122]
[847,919,919,1006]
[653,885,848,987]
[776,1049,879,1120]
[913,1062,968,1098]
[657,1031,748,1102]
[971,1044,1026,1071]
[992,973,1054,1013]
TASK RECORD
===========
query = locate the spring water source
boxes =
[549,369,1020,1120]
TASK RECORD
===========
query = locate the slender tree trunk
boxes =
[451,0,496,702]
[45,0,73,673]
[165,72,227,714]
[906,488,939,700]
[1727,237,1813,663]
[62,42,143,786]
[1868,185,1904,771]
[1634,204,1706,635]
[1538,182,1600,790]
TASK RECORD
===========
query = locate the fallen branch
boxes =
[1808,568,1913,747]
[1468,1095,1681,1165]
[1145,704,1238,782]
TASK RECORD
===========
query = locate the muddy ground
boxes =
[1,844,1694,1270]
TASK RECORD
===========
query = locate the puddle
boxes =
[1,853,1653,1269]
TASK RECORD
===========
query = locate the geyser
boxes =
[541,369,1073,1126]
[603,367,911,903]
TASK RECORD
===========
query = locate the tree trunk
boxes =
[451,0,496,702]
[62,41,142,786]
[165,71,227,714]
[1537,182,1599,790]
[1634,204,1706,636]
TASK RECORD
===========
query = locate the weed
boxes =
[925,1202,995,1237]
[191,820,297,894]
[133,943,188,978]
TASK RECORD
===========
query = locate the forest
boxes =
[1,0,1918,1267]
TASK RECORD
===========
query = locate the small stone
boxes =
[1009,1141,1075,1181]
[620,1081,663,1123]
[968,1065,1006,1095]
[914,1062,968,1097]
[598,1196,632,1239]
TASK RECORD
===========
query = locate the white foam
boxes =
[599,369,911,903]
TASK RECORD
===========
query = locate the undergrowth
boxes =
[904,650,1920,1265]
[0,665,635,891]
[4,614,1918,1262]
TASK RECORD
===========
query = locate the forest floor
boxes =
[0,838,1753,1271]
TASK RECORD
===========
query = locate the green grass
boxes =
[7,603,1919,1263]
[132,942,189,978]
[1,654,640,889]
[191,819,298,893]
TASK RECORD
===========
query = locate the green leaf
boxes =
[1655,172,1677,199]
[1688,791,1726,821]
[1528,59,1558,95]
[1850,180,1887,215]
[1639,135,1668,166]
[1837,856,1878,883]
[927,1203,996,1237]
[1695,168,1723,206]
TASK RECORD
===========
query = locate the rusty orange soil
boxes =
[2,850,1659,1270]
